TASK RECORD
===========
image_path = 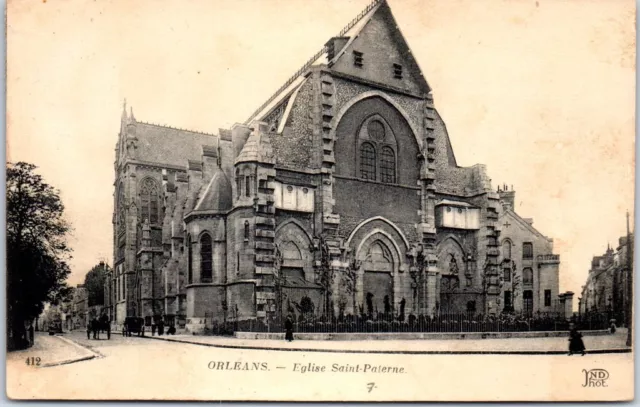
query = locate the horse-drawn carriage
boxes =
[87,314,111,340]
[122,317,145,337]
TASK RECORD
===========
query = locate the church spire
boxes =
[122,98,128,122]
[130,106,136,122]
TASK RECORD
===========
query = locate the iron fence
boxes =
[203,312,612,335]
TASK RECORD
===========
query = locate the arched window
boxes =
[522,242,533,259]
[187,234,193,284]
[359,142,376,180]
[523,267,533,285]
[502,240,512,260]
[200,233,212,283]
[244,168,252,198]
[140,178,160,224]
[380,146,396,183]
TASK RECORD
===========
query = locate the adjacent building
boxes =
[580,233,634,323]
[71,284,89,330]
[105,0,569,333]
[496,185,567,317]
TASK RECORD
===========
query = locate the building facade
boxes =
[496,186,566,317]
[71,284,89,330]
[106,0,568,333]
[580,233,633,323]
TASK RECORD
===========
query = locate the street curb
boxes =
[41,335,101,368]
[135,335,633,355]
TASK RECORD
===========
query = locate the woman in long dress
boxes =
[284,315,294,342]
[568,323,586,356]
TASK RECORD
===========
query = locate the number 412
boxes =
[26,357,41,366]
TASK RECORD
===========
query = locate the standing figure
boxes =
[568,323,586,356]
[284,315,294,342]
[399,298,406,322]
[92,317,100,339]
[157,318,165,336]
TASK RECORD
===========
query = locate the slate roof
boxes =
[235,131,275,165]
[135,122,218,167]
[193,170,233,212]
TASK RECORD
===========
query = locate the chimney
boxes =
[219,128,234,181]
[187,160,203,187]
[231,123,251,159]
[201,145,219,182]
[325,37,350,63]
[498,185,516,210]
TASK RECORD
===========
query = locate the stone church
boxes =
[105,0,570,333]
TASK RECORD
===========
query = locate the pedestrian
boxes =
[158,319,165,336]
[151,322,157,336]
[609,319,617,334]
[568,322,586,356]
[86,322,91,340]
[284,315,294,342]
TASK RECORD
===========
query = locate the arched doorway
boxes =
[274,221,323,321]
[354,230,403,319]
[362,241,394,317]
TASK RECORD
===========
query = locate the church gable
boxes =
[329,1,430,96]
[501,209,552,248]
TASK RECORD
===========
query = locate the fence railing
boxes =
[203,312,613,336]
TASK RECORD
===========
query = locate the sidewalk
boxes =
[137,328,632,355]
[6,333,99,367]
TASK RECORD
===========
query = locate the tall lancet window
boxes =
[359,142,376,180]
[235,169,242,198]
[200,233,212,283]
[140,178,160,224]
[244,168,252,197]
[502,240,512,260]
[380,146,396,183]
[117,183,125,234]
[244,220,250,241]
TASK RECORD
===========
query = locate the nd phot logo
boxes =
[582,369,609,387]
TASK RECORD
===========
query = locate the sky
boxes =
[7,0,635,304]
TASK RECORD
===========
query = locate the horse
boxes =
[98,315,111,340]
[86,316,111,340]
